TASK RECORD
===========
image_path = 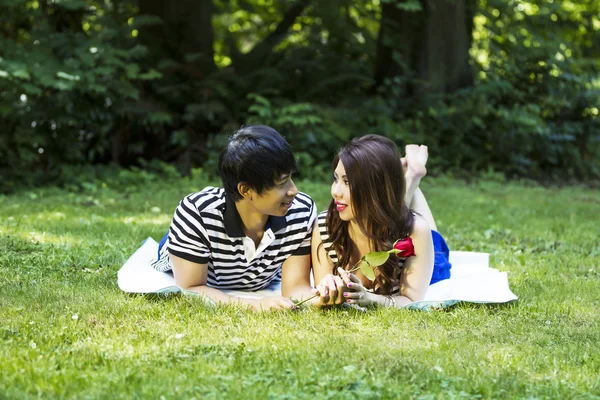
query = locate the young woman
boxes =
[311,135,452,308]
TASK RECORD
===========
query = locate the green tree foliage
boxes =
[425,0,600,179]
[1,0,599,192]
[0,0,161,189]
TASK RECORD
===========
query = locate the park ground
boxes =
[1,175,599,399]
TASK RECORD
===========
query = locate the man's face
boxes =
[252,172,298,217]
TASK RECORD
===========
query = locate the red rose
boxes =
[393,237,415,258]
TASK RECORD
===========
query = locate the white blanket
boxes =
[117,238,518,309]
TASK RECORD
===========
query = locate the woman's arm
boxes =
[398,215,434,302]
[340,216,434,307]
[310,220,346,306]
[311,219,334,283]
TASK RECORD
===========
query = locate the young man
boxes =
[151,125,316,311]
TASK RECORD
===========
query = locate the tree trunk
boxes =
[138,0,216,76]
[234,0,310,74]
[132,0,216,170]
[41,0,85,34]
[374,0,424,97]
[374,0,475,103]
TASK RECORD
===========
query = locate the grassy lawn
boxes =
[1,174,599,399]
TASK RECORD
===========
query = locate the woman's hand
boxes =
[337,267,371,306]
[314,273,346,307]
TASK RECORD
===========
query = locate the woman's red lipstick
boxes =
[335,201,346,212]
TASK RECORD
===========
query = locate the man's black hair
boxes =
[218,125,298,201]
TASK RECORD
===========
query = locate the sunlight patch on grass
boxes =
[8,229,84,247]
[121,214,171,227]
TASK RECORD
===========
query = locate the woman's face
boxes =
[331,161,355,221]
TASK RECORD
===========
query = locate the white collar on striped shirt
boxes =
[243,228,276,262]
[222,194,288,237]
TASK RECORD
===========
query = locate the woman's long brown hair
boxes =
[326,135,414,295]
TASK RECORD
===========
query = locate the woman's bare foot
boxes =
[404,144,428,179]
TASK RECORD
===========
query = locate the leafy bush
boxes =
[418,0,600,180]
[1,0,599,193]
[0,0,161,193]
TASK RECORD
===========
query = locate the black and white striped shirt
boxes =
[151,187,316,291]
[317,211,340,266]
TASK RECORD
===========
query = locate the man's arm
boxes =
[171,254,296,311]
[280,197,321,304]
[280,253,314,302]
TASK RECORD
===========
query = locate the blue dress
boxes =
[430,230,452,285]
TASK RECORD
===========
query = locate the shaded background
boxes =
[1,0,599,192]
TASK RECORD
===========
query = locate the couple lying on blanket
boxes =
[150,125,451,311]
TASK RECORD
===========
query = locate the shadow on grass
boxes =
[124,292,183,303]
[443,300,519,313]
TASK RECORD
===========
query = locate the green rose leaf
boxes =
[360,260,376,281]
[364,251,390,267]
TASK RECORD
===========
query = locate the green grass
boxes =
[1,175,599,399]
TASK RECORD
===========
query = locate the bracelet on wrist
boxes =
[385,295,396,308]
